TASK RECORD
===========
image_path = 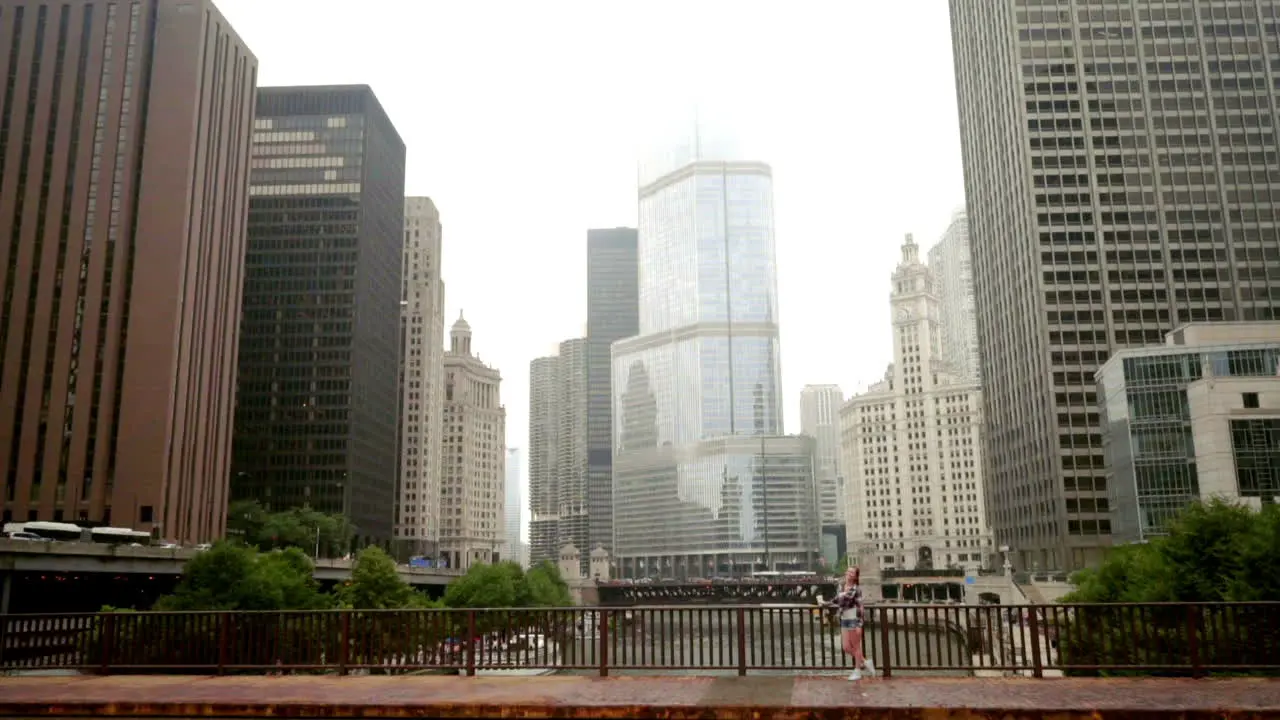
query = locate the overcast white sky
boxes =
[214,0,967,513]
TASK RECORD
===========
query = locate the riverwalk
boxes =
[1,675,1278,719]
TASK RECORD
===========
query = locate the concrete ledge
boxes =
[1,676,1279,719]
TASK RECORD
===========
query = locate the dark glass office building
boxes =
[585,228,638,555]
[232,85,405,546]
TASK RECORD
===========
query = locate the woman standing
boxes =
[833,566,875,680]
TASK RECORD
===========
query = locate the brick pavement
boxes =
[0,675,1278,719]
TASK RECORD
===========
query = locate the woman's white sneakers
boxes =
[848,659,876,681]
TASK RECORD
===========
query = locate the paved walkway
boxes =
[0,675,1278,719]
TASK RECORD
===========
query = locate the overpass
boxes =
[0,538,457,613]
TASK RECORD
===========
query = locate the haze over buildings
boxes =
[611,116,819,578]
[927,211,979,384]
[799,384,845,544]
[503,447,526,566]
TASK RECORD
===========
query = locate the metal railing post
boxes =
[1027,606,1044,678]
[598,609,609,677]
[736,607,747,676]
[337,611,350,676]
[99,613,115,675]
[878,606,893,678]
[1186,605,1202,678]
[217,612,231,674]
[465,610,477,676]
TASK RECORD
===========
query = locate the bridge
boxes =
[0,538,456,613]
[0,675,1275,720]
[596,580,838,606]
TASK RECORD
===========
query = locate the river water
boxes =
[552,607,971,677]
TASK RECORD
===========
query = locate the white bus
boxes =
[90,526,152,546]
[3,521,86,541]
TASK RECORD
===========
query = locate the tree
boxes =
[155,542,330,611]
[442,561,573,609]
[1064,499,1280,604]
[225,499,270,544]
[443,562,520,609]
[1059,499,1280,675]
[225,500,352,558]
[526,561,572,607]
[336,546,439,609]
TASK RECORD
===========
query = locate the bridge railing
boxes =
[2,602,1278,677]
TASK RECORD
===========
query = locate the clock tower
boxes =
[839,232,992,574]
[889,233,944,393]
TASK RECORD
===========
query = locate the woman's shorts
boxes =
[840,617,863,630]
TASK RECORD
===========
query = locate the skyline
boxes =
[207,0,968,468]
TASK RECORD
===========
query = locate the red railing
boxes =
[2,603,1278,676]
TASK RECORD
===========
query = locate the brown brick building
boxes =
[0,0,257,542]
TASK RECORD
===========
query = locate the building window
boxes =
[1243,392,1260,409]
[140,505,154,523]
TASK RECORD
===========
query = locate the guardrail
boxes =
[2,603,1278,677]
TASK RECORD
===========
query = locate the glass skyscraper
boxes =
[612,119,817,579]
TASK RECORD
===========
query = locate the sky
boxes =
[213,0,968,526]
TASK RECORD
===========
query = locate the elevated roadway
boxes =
[0,538,456,613]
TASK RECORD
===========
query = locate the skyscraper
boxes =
[395,197,445,557]
[839,235,992,573]
[0,0,256,540]
[927,211,979,384]
[528,338,588,570]
[504,447,525,566]
[438,314,505,571]
[951,0,1280,571]
[233,85,406,546]
[800,384,845,563]
[612,117,817,578]
[585,227,638,557]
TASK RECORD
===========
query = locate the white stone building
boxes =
[439,314,506,571]
[840,234,992,572]
[926,210,980,384]
[395,197,446,557]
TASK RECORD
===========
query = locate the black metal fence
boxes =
[2,602,1278,676]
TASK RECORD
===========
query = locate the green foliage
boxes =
[526,561,573,607]
[336,546,440,610]
[155,542,330,611]
[443,560,572,609]
[1058,499,1280,676]
[443,562,520,608]
[1064,499,1280,603]
[226,499,352,558]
